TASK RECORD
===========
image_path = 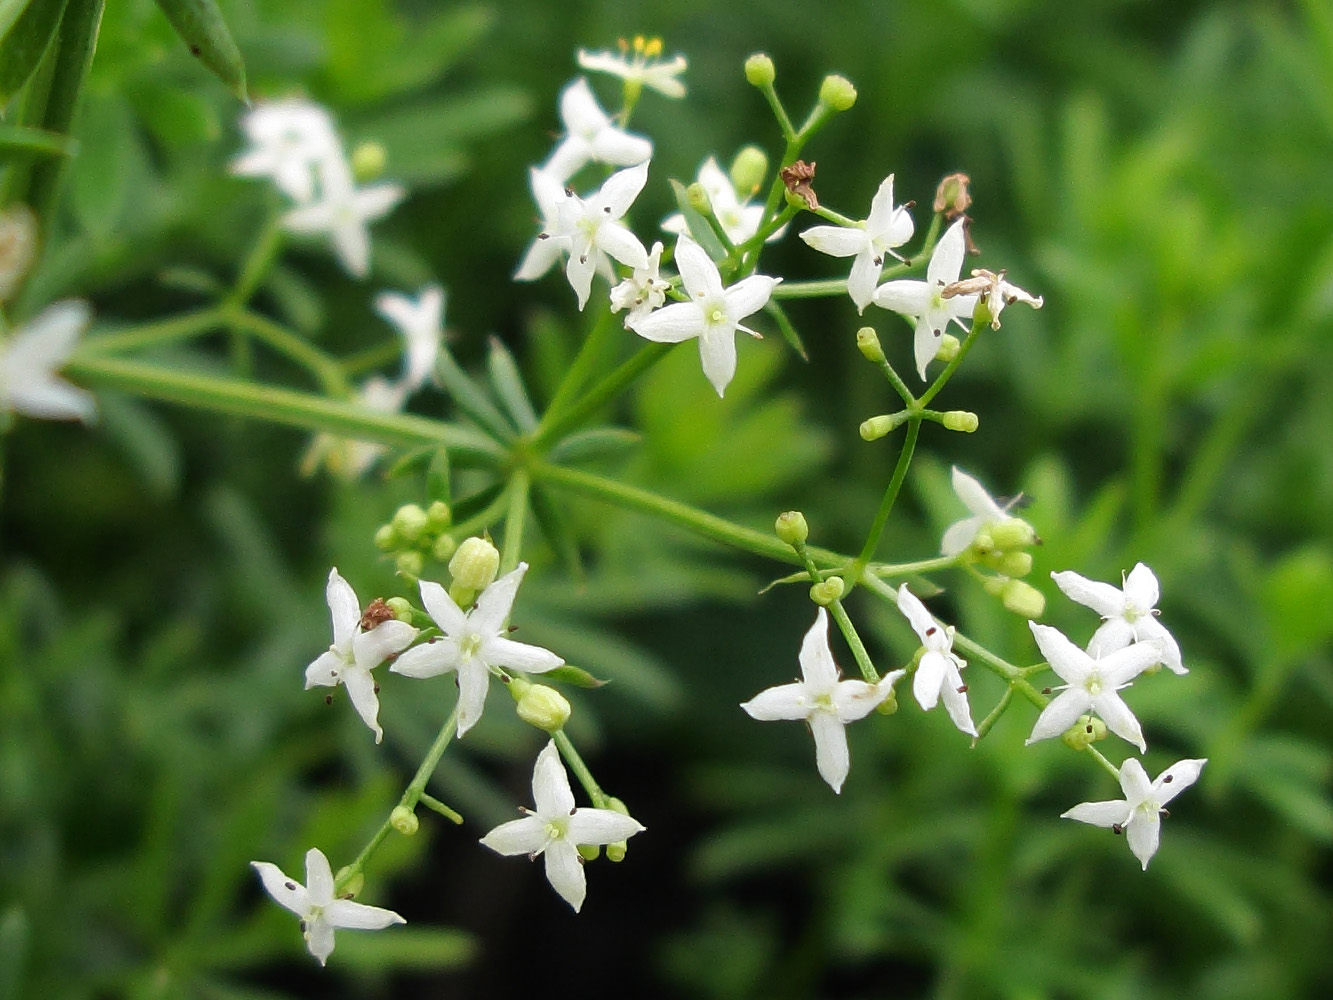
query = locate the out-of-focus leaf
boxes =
[544,664,609,689]
[529,483,582,581]
[152,0,247,101]
[0,0,65,103]
[0,0,36,43]
[333,926,476,971]
[486,335,538,432]
[97,391,182,499]
[68,94,149,240]
[130,84,221,148]
[547,426,641,464]
[0,906,29,1000]
[427,447,451,504]
[1258,546,1333,667]
[669,177,727,261]
[264,264,324,334]
[0,122,74,158]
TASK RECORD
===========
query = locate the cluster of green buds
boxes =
[971,515,1045,619]
[854,328,976,439]
[374,501,455,579]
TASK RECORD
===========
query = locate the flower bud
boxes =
[351,141,388,182]
[335,867,364,898]
[935,333,961,363]
[942,410,979,433]
[810,576,845,605]
[516,684,572,733]
[875,687,899,715]
[1001,579,1045,619]
[686,181,714,217]
[991,517,1037,551]
[775,510,809,546]
[729,145,768,199]
[860,412,907,441]
[818,74,857,111]
[391,503,429,544]
[932,172,972,220]
[374,523,398,552]
[577,843,601,862]
[390,805,419,836]
[385,596,414,622]
[997,551,1033,578]
[970,528,996,555]
[395,549,425,579]
[432,534,457,562]
[855,327,885,363]
[1061,714,1107,750]
[605,796,631,862]
[426,500,452,532]
[449,537,500,591]
[744,53,776,87]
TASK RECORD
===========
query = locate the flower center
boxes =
[543,816,569,841]
[460,632,483,662]
[705,302,728,328]
[1085,674,1103,697]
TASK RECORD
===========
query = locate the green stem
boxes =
[869,555,961,578]
[82,308,225,354]
[448,482,517,543]
[554,729,606,808]
[531,342,673,450]
[827,598,879,682]
[973,685,1014,742]
[227,217,285,309]
[770,278,850,300]
[849,417,921,583]
[918,313,985,409]
[418,793,463,825]
[500,469,530,574]
[226,308,350,395]
[1084,745,1121,780]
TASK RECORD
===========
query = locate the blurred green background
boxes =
[3,0,1333,997]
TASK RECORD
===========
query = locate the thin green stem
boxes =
[877,357,915,406]
[418,793,464,825]
[554,730,606,808]
[770,278,852,300]
[849,417,921,583]
[755,80,797,143]
[973,685,1014,742]
[918,313,985,409]
[227,217,285,310]
[82,308,225,354]
[827,599,879,682]
[1084,745,1121,780]
[226,308,350,395]
[869,555,962,578]
[532,342,673,450]
[445,482,515,542]
[500,469,530,574]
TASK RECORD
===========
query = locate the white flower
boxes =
[577,39,688,99]
[480,741,645,912]
[231,99,341,204]
[940,466,1013,557]
[304,567,418,742]
[282,155,405,279]
[627,236,779,397]
[662,157,782,245]
[872,218,978,379]
[1026,622,1165,753]
[740,608,904,793]
[941,268,1043,329]
[0,300,96,423]
[1051,563,1186,675]
[541,77,653,184]
[1061,757,1206,869]
[251,847,405,965]
[390,562,563,737]
[895,585,975,736]
[799,174,914,313]
[609,240,669,324]
[374,285,444,392]
[514,163,651,311]
[300,375,408,479]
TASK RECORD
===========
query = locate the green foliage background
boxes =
[3,0,1332,997]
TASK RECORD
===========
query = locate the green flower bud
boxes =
[385,596,414,622]
[392,503,429,545]
[507,674,533,702]
[935,333,961,363]
[981,574,1005,597]
[860,412,908,441]
[1001,579,1046,619]
[818,74,857,111]
[516,683,572,733]
[942,410,979,433]
[335,867,364,898]
[875,687,899,716]
[577,843,601,862]
[744,52,776,87]
[971,528,996,555]
[396,549,425,579]
[374,523,398,552]
[810,576,845,605]
[432,533,457,563]
[605,796,631,862]
[775,510,809,546]
[855,327,885,363]
[998,551,1033,578]
[686,181,713,217]
[390,805,419,836]
[426,500,452,532]
[1061,714,1108,750]
[729,145,769,199]
[449,537,500,591]
[351,141,388,182]
[991,517,1037,551]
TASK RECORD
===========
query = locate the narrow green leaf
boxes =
[529,483,582,580]
[427,447,451,504]
[0,0,36,44]
[433,346,515,443]
[669,177,728,260]
[0,0,66,105]
[544,664,609,689]
[486,335,538,432]
[0,122,74,158]
[546,426,641,464]
[152,0,247,101]
[763,299,808,361]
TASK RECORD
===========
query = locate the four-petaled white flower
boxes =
[515,163,651,311]
[609,239,670,325]
[800,174,915,313]
[627,236,779,397]
[0,300,96,423]
[577,41,688,99]
[896,585,975,736]
[741,608,904,793]
[941,466,1013,557]
[1051,563,1186,675]
[231,99,341,204]
[872,218,978,379]
[481,740,645,912]
[541,77,653,184]
[251,847,405,965]
[663,157,781,245]
[374,285,445,392]
[942,268,1043,330]
[1061,757,1206,869]
[1026,622,1164,753]
[304,567,418,742]
[390,562,563,737]
[282,155,405,279]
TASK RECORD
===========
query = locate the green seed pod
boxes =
[1001,579,1045,619]
[516,684,572,733]
[385,596,414,622]
[395,549,425,579]
[577,843,601,862]
[426,500,452,532]
[855,327,885,364]
[350,141,387,182]
[744,53,776,87]
[729,145,768,199]
[374,524,398,552]
[991,517,1037,551]
[818,74,857,111]
[432,534,457,563]
[390,805,419,836]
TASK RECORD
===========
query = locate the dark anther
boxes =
[957,684,968,693]
[1112,823,1123,835]
[1163,774,1174,783]
[1042,687,1052,694]
[1085,724,1093,733]
[324,694,333,705]
[925,626,937,636]
[285,880,298,890]
[603,205,612,213]
[1161,808,1170,817]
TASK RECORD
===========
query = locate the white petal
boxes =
[799,225,867,258]
[722,274,780,321]
[926,219,968,286]
[951,466,1005,520]
[938,666,977,736]
[797,608,838,690]
[741,682,811,721]
[846,251,880,313]
[564,250,598,311]
[5,380,97,422]
[1060,800,1134,828]
[872,278,929,316]
[559,78,609,136]
[698,325,738,397]
[674,237,723,300]
[324,898,406,931]
[912,317,939,381]
[304,848,336,907]
[389,638,459,679]
[305,649,345,689]
[352,184,406,223]
[1025,688,1092,745]
[330,218,371,278]
[809,712,851,793]
[595,224,649,270]
[913,650,947,712]
[596,161,650,217]
[454,661,491,737]
[480,815,550,856]
[351,620,417,669]
[1097,641,1164,687]
[1154,758,1206,805]
[418,579,469,636]
[1117,758,1153,802]
[1090,689,1146,752]
[1137,619,1186,674]
[566,807,645,845]
[481,634,563,673]
[1029,622,1093,685]
[250,861,310,916]
[541,137,591,185]
[1050,570,1126,617]
[470,564,527,635]
[3,300,89,373]
[1123,563,1161,610]
[590,129,653,168]
[831,676,896,722]
[1125,812,1161,869]
[305,916,337,966]
[324,568,360,651]
[1087,619,1135,657]
[340,666,383,743]
[531,740,575,818]
[543,839,588,912]
[941,515,985,557]
[629,302,703,343]
[895,584,938,644]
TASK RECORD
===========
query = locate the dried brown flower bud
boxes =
[780,160,819,210]
[360,598,396,631]
[933,172,971,220]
